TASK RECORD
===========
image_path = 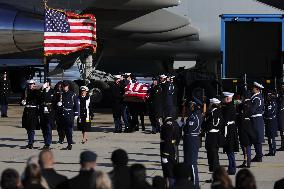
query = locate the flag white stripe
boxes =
[44,39,96,44]
[44,47,78,50]
[44,32,94,37]
[68,19,95,23]
[70,26,96,30]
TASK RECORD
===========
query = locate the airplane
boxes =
[0,0,283,92]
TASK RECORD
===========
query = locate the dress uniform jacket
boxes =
[77,95,93,132]
[204,107,224,149]
[250,92,265,143]
[222,102,239,152]
[60,90,79,121]
[39,88,56,129]
[22,89,41,130]
[265,98,278,138]
[166,82,177,118]
[147,84,163,117]
[111,83,124,118]
[236,101,255,147]
[278,94,284,132]
[0,78,11,105]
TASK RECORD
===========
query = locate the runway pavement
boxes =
[0,105,283,189]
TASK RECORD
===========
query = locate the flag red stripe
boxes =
[44,43,96,47]
[44,36,96,40]
[70,29,96,34]
[69,22,96,26]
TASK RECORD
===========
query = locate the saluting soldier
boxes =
[56,81,79,150]
[250,82,265,162]
[159,74,168,119]
[0,72,11,117]
[222,92,239,175]
[264,92,278,156]
[77,86,94,144]
[204,98,224,172]
[22,79,40,149]
[183,97,203,187]
[165,75,177,119]
[277,83,284,151]
[54,81,65,144]
[39,78,55,149]
[160,117,180,187]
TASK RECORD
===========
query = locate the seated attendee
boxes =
[211,167,233,189]
[170,163,194,189]
[274,178,284,189]
[1,169,21,189]
[130,164,154,189]
[96,171,112,189]
[58,151,97,189]
[152,176,166,189]
[108,149,131,189]
[235,169,256,189]
[22,164,49,189]
[39,150,67,189]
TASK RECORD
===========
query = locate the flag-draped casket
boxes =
[124,82,149,102]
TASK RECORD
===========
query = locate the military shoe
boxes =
[26,144,33,149]
[66,145,72,150]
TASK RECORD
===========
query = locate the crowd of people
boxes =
[1,149,283,189]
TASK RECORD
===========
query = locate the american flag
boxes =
[124,82,149,102]
[44,8,96,56]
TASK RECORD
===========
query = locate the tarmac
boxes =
[0,105,283,189]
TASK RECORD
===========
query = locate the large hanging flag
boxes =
[44,7,96,56]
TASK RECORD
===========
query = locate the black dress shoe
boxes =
[42,145,51,150]
[3,115,8,117]
[265,153,275,156]
[237,161,247,168]
[251,157,262,162]
[57,140,64,144]
[66,145,72,150]
[276,147,284,151]
[26,144,33,149]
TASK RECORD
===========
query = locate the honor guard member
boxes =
[22,79,40,149]
[147,77,162,134]
[250,82,265,162]
[236,93,255,168]
[165,75,177,119]
[0,72,11,117]
[204,98,223,172]
[183,97,203,187]
[159,74,168,119]
[160,117,180,187]
[56,81,79,150]
[277,83,284,151]
[222,92,239,175]
[40,78,55,149]
[77,86,93,144]
[54,81,65,144]
[264,92,278,156]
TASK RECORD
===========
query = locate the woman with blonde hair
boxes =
[96,171,112,189]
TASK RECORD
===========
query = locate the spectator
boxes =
[22,164,49,189]
[96,171,112,189]
[235,169,256,189]
[58,150,97,189]
[1,168,21,189]
[152,176,166,189]
[38,150,67,189]
[130,164,154,189]
[274,178,284,189]
[211,167,233,189]
[170,163,194,189]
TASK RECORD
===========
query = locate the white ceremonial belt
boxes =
[245,118,250,120]
[227,121,235,125]
[25,105,37,108]
[251,114,262,118]
[209,129,219,133]
[63,108,72,111]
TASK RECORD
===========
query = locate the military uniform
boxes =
[160,117,180,187]
[183,99,203,187]
[54,83,65,143]
[39,85,56,148]
[77,95,93,132]
[0,74,11,117]
[111,80,125,133]
[56,84,79,150]
[277,91,284,151]
[148,81,162,133]
[166,81,177,119]
[264,94,278,156]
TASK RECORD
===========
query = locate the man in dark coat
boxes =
[109,149,131,189]
[58,151,97,189]
[22,79,41,149]
[250,82,265,162]
[130,164,154,189]
[170,163,195,189]
[222,92,239,175]
[39,150,67,189]
[277,84,284,151]
[274,178,284,189]
[39,78,56,149]
[264,92,278,156]
[0,72,11,117]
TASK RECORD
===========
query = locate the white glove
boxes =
[162,158,168,163]
[21,100,26,106]
[57,102,62,106]
[74,116,78,120]
[44,107,49,113]
[42,83,47,89]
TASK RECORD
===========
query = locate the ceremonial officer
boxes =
[56,81,79,150]
[54,81,65,144]
[148,77,162,134]
[277,83,284,151]
[77,86,93,144]
[183,97,203,187]
[159,74,168,119]
[250,82,265,162]
[165,75,177,119]
[204,98,224,172]
[0,72,11,117]
[222,92,239,175]
[264,92,278,156]
[160,117,180,187]
[40,78,55,149]
[22,79,40,149]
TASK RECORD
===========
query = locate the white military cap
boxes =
[160,74,167,79]
[170,76,175,79]
[27,79,36,84]
[124,73,132,76]
[80,86,89,92]
[222,92,234,97]
[114,75,121,79]
[253,82,264,89]
[210,98,221,104]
